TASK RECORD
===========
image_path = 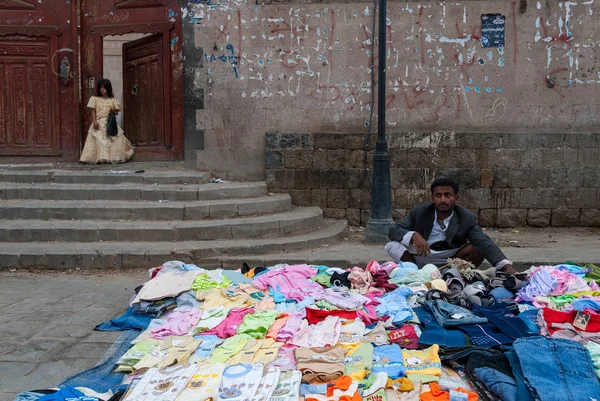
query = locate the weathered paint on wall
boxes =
[182,0,600,180]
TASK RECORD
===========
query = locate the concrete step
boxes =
[0,182,267,201]
[0,169,211,185]
[0,195,292,221]
[0,207,323,242]
[0,220,349,270]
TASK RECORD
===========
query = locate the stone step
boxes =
[0,182,267,201]
[0,169,211,185]
[0,220,348,270]
[0,195,292,221]
[0,207,323,242]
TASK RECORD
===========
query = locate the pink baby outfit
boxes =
[151,308,203,339]
[252,265,323,301]
[348,267,373,294]
[277,311,307,342]
[203,308,255,338]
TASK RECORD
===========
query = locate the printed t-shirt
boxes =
[268,345,298,371]
[341,343,374,380]
[270,370,302,401]
[364,321,389,346]
[190,335,223,363]
[203,308,255,338]
[295,346,345,384]
[362,372,388,401]
[338,319,366,345]
[372,344,406,379]
[237,310,278,338]
[209,334,251,363]
[218,363,264,401]
[124,364,198,401]
[229,338,263,365]
[133,337,201,371]
[254,338,285,365]
[253,367,281,401]
[176,362,225,401]
[387,325,419,349]
[402,345,442,383]
[304,376,361,401]
[194,307,228,334]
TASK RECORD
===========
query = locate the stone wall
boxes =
[181,0,600,181]
[266,131,600,227]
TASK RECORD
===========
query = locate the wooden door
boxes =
[0,0,79,161]
[123,34,166,150]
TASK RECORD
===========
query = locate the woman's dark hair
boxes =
[96,78,114,98]
[431,177,459,195]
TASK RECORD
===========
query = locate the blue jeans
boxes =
[424,300,488,327]
[514,336,600,401]
[413,307,466,348]
[473,304,537,339]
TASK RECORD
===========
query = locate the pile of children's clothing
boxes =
[18,259,600,401]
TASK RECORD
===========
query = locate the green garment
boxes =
[312,273,333,287]
[315,300,339,310]
[236,310,278,338]
[192,273,232,291]
[343,343,374,380]
[390,264,438,286]
[550,291,600,308]
[117,340,160,367]
[209,334,251,363]
[586,341,600,380]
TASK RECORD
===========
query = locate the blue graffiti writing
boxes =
[204,44,239,78]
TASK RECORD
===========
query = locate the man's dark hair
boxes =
[431,177,459,195]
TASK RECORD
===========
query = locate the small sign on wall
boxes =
[481,14,505,48]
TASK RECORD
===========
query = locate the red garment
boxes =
[372,271,398,293]
[543,308,600,334]
[305,308,357,325]
[202,307,255,338]
[388,325,419,349]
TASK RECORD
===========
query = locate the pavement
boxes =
[2,227,600,399]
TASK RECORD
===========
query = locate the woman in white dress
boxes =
[80,78,134,164]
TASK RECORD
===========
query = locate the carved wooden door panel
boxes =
[0,0,79,161]
[123,34,166,149]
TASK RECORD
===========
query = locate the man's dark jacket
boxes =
[388,202,507,265]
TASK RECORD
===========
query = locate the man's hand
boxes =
[411,233,431,257]
[500,264,518,275]
[93,120,100,129]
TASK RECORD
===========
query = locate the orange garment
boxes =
[420,383,478,401]
[306,376,361,401]
[267,313,290,339]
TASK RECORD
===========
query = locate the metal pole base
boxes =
[365,217,394,244]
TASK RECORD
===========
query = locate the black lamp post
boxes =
[365,0,394,243]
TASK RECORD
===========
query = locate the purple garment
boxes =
[276,310,306,342]
[252,265,323,301]
[151,307,203,339]
[517,270,557,302]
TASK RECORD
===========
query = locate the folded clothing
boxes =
[543,307,600,334]
[402,344,441,383]
[474,304,536,340]
[468,352,517,401]
[305,308,357,325]
[387,325,419,349]
[424,300,488,328]
[295,346,345,384]
[413,307,466,348]
[372,344,406,379]
[458,323,513,348]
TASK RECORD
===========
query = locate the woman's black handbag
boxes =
[106,110,118,137]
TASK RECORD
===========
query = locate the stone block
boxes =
[455,132,502,149]
[584,168,600,188]
[391,168,429,189]
[346,208,361,226]
[519,189,539,208]
[497,209,527,227]
[478,209,497,227]
[284,150,313,169]
[562,149,582,168]
[556,189,577,209]
[576,188,597,209]
[564,133,597,148]
[344,134,366,150]
[580,209,600,227]
[429,148,450,168]
[266,151,283,168]
[394,189,427,209]
[508,168,531,188]
[480,169,493,188]
[433,168,480,189]
[345,169,364,189]
[266,169,295,190]
[536,189,560,208]
[314,133,342,150]
[527,209,551,227]
[265,133,279,150]
[461,188,491,209]
[312,150,328,169]
[404,132,432,148]
[279,133,299,149]
[300,133,313,149]
[551,209,580,226]
[580,148,599,168]
[405,148,433,168]
[491,189,521,208]
[447,148,477,168]
[430,131,457,148]
[294,169,320,189]
[530,168,549,188]
[348,150,367,168]
[327,189,350,209]
[323,208,346,219]
[492,168,509,188]
[320,169,346,189]
[548,168,584,189]
[349,189,363,209]
[289,190,312,206]
[530,133,565,148]
[360,209,371,226]
[310,188,328,209]
[502,133,530,149]
[325,150,348,169]
[542,149,563,168]
[521,148,545,168]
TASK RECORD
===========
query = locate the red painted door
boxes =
[0,0,79,161]
[123,34,167,150]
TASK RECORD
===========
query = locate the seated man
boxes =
[386,177,517,274]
